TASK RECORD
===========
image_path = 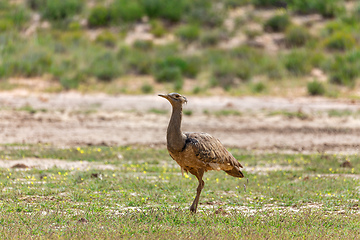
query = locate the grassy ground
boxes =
[0,144,359,239]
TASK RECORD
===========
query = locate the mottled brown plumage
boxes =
[159,93,244,213]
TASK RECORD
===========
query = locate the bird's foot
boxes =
[189,206,197,213]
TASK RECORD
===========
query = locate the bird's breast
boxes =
[168,145,206,170]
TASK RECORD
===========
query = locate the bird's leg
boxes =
[189,169,204,213]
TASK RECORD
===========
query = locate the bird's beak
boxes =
[184,96,187,104]
[158,94,169,99]
[158,94,167,98]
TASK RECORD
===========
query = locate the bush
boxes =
[307,80,325,96]
[324,32,356,51]
[282,50,311,76]
[60,76,80,90]
[0,19,14,32]
[133,40,153,51]
[186,0,224,28]
[223,0,251,8]
[252,0,289,8]
[285,25,311,47]
[355,3,360,20]
[88,6,111,28]
[182,56,201,78]
[213,60,252,89]
[118,47,152,75]
[251,82,266,93]
[200,30,226,47]
[154,66,183,83]
[50,59,75,79]
[291,0,344,18]
[27,0,46,10]
[110,0,144,23]
[41,0,83,21]
[95,31,117,48]
[264,61,285,80]
[10,50,52,77]
[150,20,166,37]
[264,13,291,32]
[89,53,121,81]
[141,0,186,22]
[328,55,359,87]
[175,24,200,43]
[141,83,153,93]
[153,56,199,79]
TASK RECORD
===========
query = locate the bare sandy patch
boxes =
[0,158,116,170]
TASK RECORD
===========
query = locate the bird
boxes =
[159,92,244,213]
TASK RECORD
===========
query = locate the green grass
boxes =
[0,144,359,238]
[268,110,310,120]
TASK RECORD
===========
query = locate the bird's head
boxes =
[158,93,187,106]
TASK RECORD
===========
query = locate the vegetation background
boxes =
[0,0,359,97]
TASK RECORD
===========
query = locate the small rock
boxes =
[340,161,352,168]
[78,217,88,223]
[11,163,29,169]
[214,208,227,215]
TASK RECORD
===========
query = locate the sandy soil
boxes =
[1,91,360,154]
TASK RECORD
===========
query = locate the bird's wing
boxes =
[184,132,243,169]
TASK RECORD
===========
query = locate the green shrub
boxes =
[285,25,311,47]
[60,76,80,90]
[133,40,153,51]
[291,0,344,18]
[141,0,186,22]
[223,0,251,8]
[118,47,152,75]
[10,50,52,77]
[42,0,83,21]
[27,0,46,10]
[50,59,75,79]
[150,20,166,37]
[183,109,193,116]
[307,80,325,96]
[213,60,252,89]
[324,32,356,51]
[263,59,285,80]
[9,6,30,28]
[89,53,121,81]
[153,56,199,79]
[68,21,81,30]
[95,31,117,48]
[0,19,14,32]
[174,78,184,91]
[282,50,311,76]
[328,55,359,87]
[175,24,200,43]
[88,6,111,28]
[355,3,360,20]
[264,13,291,32]
[252,0,289,8]
[186,0,224,28]
[141,83,153,93]
[154,66,183,83]
[200,30,225,47]
[182,56,201,78]
[251,82,266,93]
[111,0,144,23]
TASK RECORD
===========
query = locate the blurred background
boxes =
[0,0,359,96]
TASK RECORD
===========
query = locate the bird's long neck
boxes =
[167,104,186,151]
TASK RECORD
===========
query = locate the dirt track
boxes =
[1,91,360,153]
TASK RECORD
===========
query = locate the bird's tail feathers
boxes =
[224,167,244,178]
